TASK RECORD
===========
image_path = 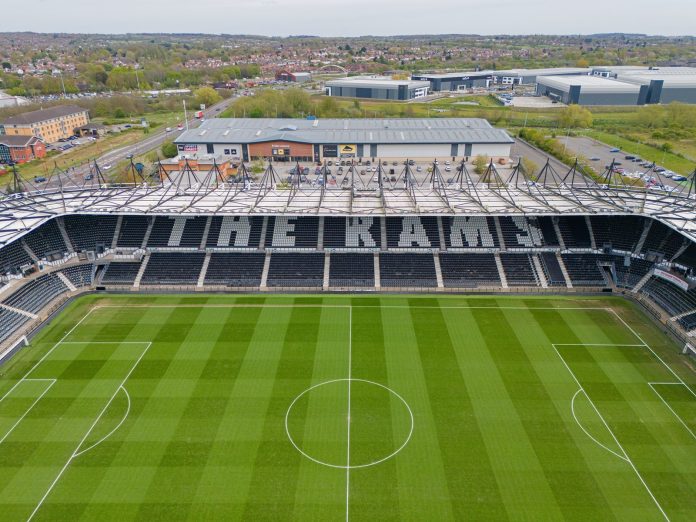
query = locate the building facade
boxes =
[0,105,89,143]
[174,118,513,163]
[0,135,46,164]
[325,77,430,101]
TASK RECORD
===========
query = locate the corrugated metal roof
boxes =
[175,118,512,145]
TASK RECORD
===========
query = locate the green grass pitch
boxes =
[0,293,695,521]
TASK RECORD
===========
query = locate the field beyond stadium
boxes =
[0,294,695,521]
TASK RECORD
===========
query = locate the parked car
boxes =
[34,176,47,183]
[610,148,620,152]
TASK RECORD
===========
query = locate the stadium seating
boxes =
[266,217,319,249]
[2,274,68,314]
[499,254,538,286]
[64,215,117,252]
[641,277,696,317]
[641,220,687,259]
[147,217,177,247]
[204,253,265,286]
[561,254,607,286]
[206,216,264,248]
[386,217,440,249]
[59,265,93,287]
[266,253,324,287]
[324,217,381,249]
[439,253,501,287]
[141,253,205,285]
[179,217,209,248]
[380,253,437,287]
[329,253,374,287]
[590,216,644,252]
[537,217,559,246]
[23,219,68,259]
[442,216,499,249]
[677,312,696,331]
[557,216,592,248]
[117,216,149,247]
[0,241,32,275]
[0,308,30,344]
[498,217,545,248]
[539,253,566,286]
[99,262,143,284]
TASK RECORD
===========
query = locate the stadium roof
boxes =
[1,160,695,247]
[175,118,514,145]
[1,105,87,126]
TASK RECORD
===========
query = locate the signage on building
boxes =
[181,144,197,152]
[653,268,690,291]
[322,144,338,157]
[339,144,356,157]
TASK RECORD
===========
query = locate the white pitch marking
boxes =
[0,379,56,445]
[609,309,696,401]
[648,383,696,442]
[553,343,670,522]
[346,305,352,522]
[27,342,151,522]
[73,385,132,458]
[570,388,628,462]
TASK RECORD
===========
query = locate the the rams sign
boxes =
[339,144,356,157]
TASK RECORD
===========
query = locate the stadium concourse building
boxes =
[174,118,513,162]
[324,76,430,101]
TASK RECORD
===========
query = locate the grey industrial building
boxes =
[413,67,590,91]
[535,75,647,105]
[174,118,513,162]
[616,69,696,104]
[324,77,430,101]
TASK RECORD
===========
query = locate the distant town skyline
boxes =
[8,0,696,37]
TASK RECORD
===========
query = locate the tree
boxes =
[194,87,221,108]
[473,155,489,175]
[557,105,593,129]
[521,157,540,178]
[161,141,178,158]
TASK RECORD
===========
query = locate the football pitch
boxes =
[0,294,695,521]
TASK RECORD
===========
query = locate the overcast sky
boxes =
[3,0,695,36]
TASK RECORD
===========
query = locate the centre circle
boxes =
[285,378,414,469]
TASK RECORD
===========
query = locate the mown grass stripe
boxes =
[407,299,507,520]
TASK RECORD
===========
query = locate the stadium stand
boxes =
[206,216,264,248]
[590,216,644,252]
[23,219,68,259]
[386,217,440,249]
[498,217,545,248]
[557,216,592,249]
[99,262,143,284]
[439,253,501,287]
[266,217,319,249]
[5,211,696,347]
[0,241,32,275]
[561,254,607,286]
[141,253,205,285]
[500,254,538,286]
[329,253,374,287]
[442,216,499,249]
[204,253,265,286]
[266,253,324,287]
[2,274,68,314]
[64,215,117,252]
[324,217,381,249]
[147,218,177,248]
[116,216,149,247]
[539,253,566,286]
[0,308,29,344]
[59,265,93,287]
[380,253,437,287]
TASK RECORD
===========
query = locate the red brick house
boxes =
[0,135,46,164]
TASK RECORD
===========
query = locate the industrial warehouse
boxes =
[174,117,513,162]
[325,76,430,100]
